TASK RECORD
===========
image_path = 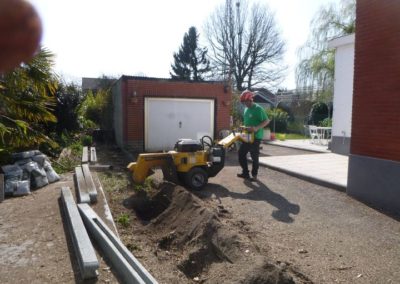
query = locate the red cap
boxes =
[240,90,254,102]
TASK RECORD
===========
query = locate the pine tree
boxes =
[170,27,210,81]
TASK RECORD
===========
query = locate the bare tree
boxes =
[204,0,286,91]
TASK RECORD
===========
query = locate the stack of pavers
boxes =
[1,150,60,197]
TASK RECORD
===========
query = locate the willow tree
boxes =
[296,0,356,104]
[204,0,285,91]
[0,47,58,152]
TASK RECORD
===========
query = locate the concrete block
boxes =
[82,147,89,164]
[75,166,90,203]
[78,204,158,284]
[90,147,97,164]
[89,164,113,172]
[61,187,99,279]
[81,164,97,203]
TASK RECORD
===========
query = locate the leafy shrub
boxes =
[287,121,306,134]
[308,102,328,125]
[81,135,92,146]
[78,88,113,130]
[319,117,332,127]
[51,82,83,134]
[51,143,82,174]
[266,108,289,133]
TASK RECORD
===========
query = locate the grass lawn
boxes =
[274,133,308,140]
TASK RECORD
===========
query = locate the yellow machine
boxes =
[127,131,254,190]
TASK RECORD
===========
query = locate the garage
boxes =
[145,97,214,151]
[112,76,231,153]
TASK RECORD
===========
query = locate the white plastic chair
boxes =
[308,125,321,144]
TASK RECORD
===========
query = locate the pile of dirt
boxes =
[125,183,310,283]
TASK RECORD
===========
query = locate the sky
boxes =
[28,0,340,89]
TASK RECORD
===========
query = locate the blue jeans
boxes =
[238,139,261,177]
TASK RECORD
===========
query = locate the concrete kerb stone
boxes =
[60,187,99,280]
[81,164,98,203]
[78,204,158,284]
[75,166,90,203]
[89,164,113,172]
[82,146,89,164]
[263,140,330,153]
[90,147,97,164]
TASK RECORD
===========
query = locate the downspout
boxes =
[122,78,128,145]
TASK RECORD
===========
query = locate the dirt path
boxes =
[201,161,400,283]
[1,144,399,283]
[100,144,400,284]
[0,173,119,284]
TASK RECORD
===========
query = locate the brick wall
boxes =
[120,77,231,145]
[351,0,400,161]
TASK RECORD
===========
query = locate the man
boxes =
[237,90,270,181]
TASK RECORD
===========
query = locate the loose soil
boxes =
[97,144,400,284]
[1,143,399,283]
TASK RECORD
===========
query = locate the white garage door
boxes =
[145,97,214,151]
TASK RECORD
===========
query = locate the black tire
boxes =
[184,167,208,190]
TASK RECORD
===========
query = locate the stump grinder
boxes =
[127,131,254,190]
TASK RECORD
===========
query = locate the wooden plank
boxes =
[81,164,97,203]
[75,166,90,203]
[89,147,97,164]
[82,146,89,164]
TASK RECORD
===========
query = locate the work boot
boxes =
[251,175,258,181]
[237,173,250,179]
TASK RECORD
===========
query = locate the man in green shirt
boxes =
[237,90,270,180]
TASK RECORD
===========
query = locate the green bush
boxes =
[81,135,93,146]
[287,121,306,134]
[319,117,332,127]
[78,88,113,130]
[51,137,83,174]
[266,108,289,133]
[308,102,329,125]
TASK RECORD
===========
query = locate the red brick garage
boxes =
[112,76,232,152]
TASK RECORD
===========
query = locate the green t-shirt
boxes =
[244,103,268,140]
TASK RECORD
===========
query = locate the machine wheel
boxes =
[184,167,208,190]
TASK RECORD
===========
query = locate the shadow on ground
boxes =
[194,180,300,223]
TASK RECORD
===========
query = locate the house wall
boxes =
[114,76,231,152]
[347,0,400,217]
[328,34,355,155]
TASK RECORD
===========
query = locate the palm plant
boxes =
[0,47,58,153]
